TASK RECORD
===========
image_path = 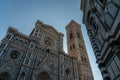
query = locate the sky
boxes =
[0,0,103,80]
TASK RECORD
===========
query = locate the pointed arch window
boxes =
[36,71,50,80]
[81,56,84,62]
[70,33,73,39]
[77,32,81,39]
[79,44,81,48]
[70,46,72,50]
[73,44,75,49]
[64,69,72,80]
[19,72,25,80]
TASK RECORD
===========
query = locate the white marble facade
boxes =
[0,20,93,80]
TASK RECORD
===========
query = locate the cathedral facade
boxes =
[0,20,93,80]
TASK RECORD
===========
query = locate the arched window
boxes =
[19,72,25,80]
[84,57,87,63]
[36,71,50,80]
[46,49,50,53]
[70,46,72,50]
[70,33,73,39]
[20,39,24,46]
[79,44,81,48]
[73,44,75,49]
[81,56,84,62]
[64,69,72,80]
[65,69,70,76]
[77,32,81,39]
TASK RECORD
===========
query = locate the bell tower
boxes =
[66,20,94,80]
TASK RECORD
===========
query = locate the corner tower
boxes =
[66,20,94,80]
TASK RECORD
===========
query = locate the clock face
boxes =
[44,40,51,46]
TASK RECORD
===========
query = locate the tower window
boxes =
[84,57,87,63]
[70,46,72,50]
[19,72,25,80]
[70,33,73,39]
[77,32,81,39]
[36,71,50,80]
[81,56,84,62]
[73,44,75,49]
[79,44,81,48]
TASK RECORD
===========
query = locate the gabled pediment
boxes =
[43,25,59,34]
[36,20,59,34]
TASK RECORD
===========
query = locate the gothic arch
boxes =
[64,68,73,80]
[46,49,50,53]
[0,72,11,80]
[65,68,71,75]
[36,71,50,80]
[70,32,73,39]
[19,72,25,80]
